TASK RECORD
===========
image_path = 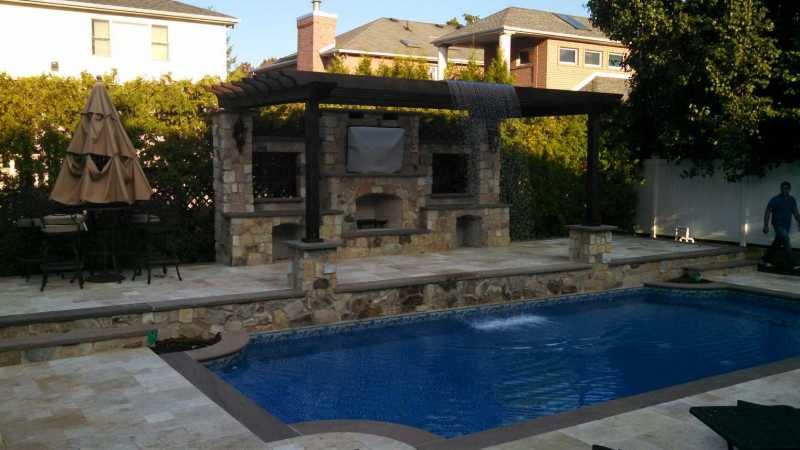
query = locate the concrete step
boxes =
[0,325,157,367]
[684,259,758,276]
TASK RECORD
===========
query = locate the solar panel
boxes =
[555,13,590,31]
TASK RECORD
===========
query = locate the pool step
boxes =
[0,325,157,367]
[685,259,758,277]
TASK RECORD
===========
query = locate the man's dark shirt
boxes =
[768,194,798,231]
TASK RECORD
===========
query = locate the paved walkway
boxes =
[0,349,266,449]
[488,368,800,450]
[0,236,720,317]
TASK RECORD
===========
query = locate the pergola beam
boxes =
[213,70,621,117]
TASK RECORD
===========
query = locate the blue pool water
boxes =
[211,288,800,437]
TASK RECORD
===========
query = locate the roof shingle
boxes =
[434,7,613,45]
[59,0,235,19]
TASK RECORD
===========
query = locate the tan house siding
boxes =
[544,38,628,90]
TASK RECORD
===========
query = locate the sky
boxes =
[203,0,590,66]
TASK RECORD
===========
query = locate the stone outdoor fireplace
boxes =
[355,194,402,230]
[212,109,511,266]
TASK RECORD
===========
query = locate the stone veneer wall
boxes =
[0,251,747,368]
[214,108,512,265]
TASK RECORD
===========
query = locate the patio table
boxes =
[84,205,132,283]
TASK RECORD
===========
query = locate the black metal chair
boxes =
[40,214,85,291]
[14,217,43,281]
[132,207,182,284]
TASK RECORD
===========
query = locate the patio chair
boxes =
[690,400,800,450]
[40,214,86,291]
[131,207,182,284]
[14,217,43,281]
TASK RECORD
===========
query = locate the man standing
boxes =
[763,181,800,269]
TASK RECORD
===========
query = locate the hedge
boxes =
[0,72,218,276]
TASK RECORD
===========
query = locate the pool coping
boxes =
[168,283,800,449]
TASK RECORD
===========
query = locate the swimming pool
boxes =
[211,288,800,438]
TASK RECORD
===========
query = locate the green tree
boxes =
[463,14,480,24]
[484,48,514,84]
[446,51,483,81]
[446,17,461,27]
[227,62,253,82]
[355,57,374,76]
[327,55,350,74]
[225,32,236,74]
[587,0,780,179]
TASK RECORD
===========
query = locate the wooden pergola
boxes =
[212,70,622,243]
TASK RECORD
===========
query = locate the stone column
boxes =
[212,111,254,264]
[287,240,341,291]
[567,225,617,264]
[287,240,343,325]
[498,32,514,74]
[436,46,449,81]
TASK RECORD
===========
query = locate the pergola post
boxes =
[436,46,449,81]
[303,94,323,243]
[586,113,601,227]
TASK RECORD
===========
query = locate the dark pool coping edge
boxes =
[419,356,800,450]
[160,351,300,443]
[162,351,443,448]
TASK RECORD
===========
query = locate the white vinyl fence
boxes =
[635,159,800,247]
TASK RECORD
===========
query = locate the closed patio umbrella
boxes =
[50,80,152,205]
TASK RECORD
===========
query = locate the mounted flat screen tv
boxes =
[347,127,405,174]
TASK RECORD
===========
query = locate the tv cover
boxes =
[347,127,405,174]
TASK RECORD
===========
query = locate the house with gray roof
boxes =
[0,0,237,81]
[263,1,629,95]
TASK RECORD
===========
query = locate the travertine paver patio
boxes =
[0,236,720,317]
[711,271,800,297]
[486,368,800,450]
[0,348,266,449]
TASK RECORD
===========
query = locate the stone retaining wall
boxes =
[0,251,747,357]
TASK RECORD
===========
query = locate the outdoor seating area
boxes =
[8,79,183,291]
[15,205,183,291]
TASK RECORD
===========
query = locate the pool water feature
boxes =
[211,288,800,438]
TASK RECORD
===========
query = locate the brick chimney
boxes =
[297,0,337,72]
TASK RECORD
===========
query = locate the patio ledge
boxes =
[342,228,430,239]
[0,325,157,353]
[336,263,592,294]
[0,289,304,328]
[609,246,745,267]
[421,203,508,211]
[224,209,343,219]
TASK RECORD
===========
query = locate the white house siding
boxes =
[636,159,800,247]
[0,3,230,81]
